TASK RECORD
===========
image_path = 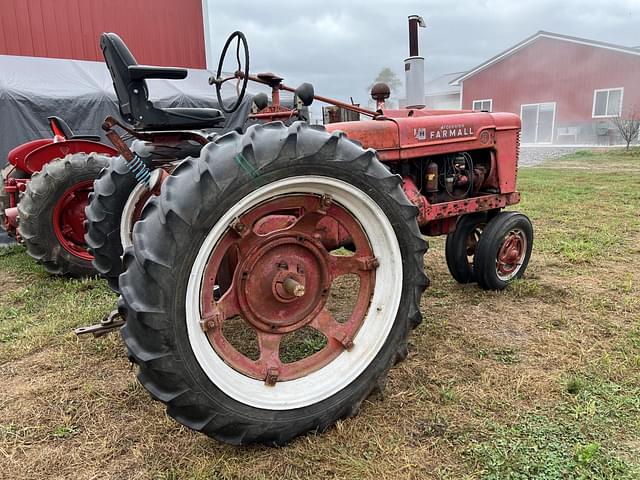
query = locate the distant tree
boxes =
[611,110,640,151]
[369,68,402,95]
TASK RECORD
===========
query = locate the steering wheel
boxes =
[212,31,250,114]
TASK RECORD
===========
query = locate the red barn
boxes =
[452,31,640,144]
[0,0,206,68]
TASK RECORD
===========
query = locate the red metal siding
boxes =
[0,0,206,68]
[462,37,640,123]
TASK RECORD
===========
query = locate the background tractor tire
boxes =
[85,155,152,293]
[18,152,110,277]
[474,211,533,290]
[119,122,430,446]
[445,212,488,284]
[0,165,29,235]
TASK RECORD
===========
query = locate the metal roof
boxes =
[425,72,465,96]
[450,31,640,85]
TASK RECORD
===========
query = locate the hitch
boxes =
[74,309,125,338]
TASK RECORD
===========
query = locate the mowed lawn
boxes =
[0,149,639,480]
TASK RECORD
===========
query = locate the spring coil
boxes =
[127,154,151,188]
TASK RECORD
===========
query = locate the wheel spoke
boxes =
[217,288,241,319]
[235,35,242,71]
[330,254,378,279]
[216,74,236,85]
[310,308,354,350]
[291,194,332,232]
[201,281,240,330]
[257,331,283,385]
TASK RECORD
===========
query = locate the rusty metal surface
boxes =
[402,176,520,227]
[197,193,377,384]
[75,310,125,337]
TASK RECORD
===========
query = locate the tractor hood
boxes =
[325,109,521,161]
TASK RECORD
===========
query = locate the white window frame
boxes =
[519,102,557,144]
[472,98,493,112]
[592,88,624,118]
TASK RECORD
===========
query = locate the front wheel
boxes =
[445,212,487,284]
[119,122,429,445]
[474,211,533,290]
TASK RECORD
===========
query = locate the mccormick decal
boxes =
[413,124,475,141]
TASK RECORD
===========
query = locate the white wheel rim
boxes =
[186,176,403,410]
[120,182,148,250]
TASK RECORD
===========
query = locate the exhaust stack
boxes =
[404,15,426,107]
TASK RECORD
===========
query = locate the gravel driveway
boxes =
[519,146,583,166]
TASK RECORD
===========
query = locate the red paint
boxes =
[401,176,520,226]
[0,0,206,68]
[52,180,94,260]
[497,231,525,277]
[325,109,520,197]
[7,139,53,171]
[20,140,117,175]
[461,36,640,124]
[199,194,376,383]
[3,118,116,258]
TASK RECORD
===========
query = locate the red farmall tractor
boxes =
[0,117,116,276]
[83,31,533,445]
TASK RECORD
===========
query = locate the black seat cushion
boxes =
[148,107,224,130]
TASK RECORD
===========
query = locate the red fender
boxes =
[20,140,117,175]
[7,139,54,171]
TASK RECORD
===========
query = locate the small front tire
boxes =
[445,212,487,284]
[474,211,533,290]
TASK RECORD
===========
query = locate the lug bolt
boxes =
[265,367,279,386]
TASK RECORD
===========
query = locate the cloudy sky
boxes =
[206,0,639,106]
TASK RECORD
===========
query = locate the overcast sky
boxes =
[207,0,639,106]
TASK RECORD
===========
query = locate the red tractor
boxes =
[0,117,117,276]
[84,31,533,445]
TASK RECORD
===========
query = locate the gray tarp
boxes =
[0,54,294,245]
[0,54,279,164]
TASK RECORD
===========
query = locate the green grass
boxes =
[0,246,115,362]
[516,150,640,264]
[465,369,640,479]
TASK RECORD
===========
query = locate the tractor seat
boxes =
[100,32,225,131]
[142,107,224,130]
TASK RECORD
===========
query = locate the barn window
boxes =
[592,88,623,117]
[472,99,493,112]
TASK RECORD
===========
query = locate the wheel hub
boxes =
[197,192,381,384]
[496,229,525,277]
[52,180,94,260]
[237,233,331,334]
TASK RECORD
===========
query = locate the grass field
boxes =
[1,148,639,479]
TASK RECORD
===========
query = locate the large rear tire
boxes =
[18,153,110,277]
[85,156,152,293]
[119,122,429,445]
